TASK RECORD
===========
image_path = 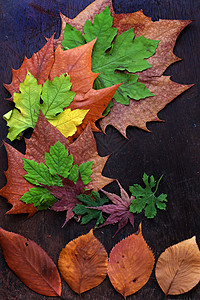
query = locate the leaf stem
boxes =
[154,175,163,194]
[164,294,168,300]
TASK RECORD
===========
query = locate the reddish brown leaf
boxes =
[4,35,55,96]
[155,236,200,297]
[0,228,61,296]
[108,224,155,298]
[0,112,113,215]
[58,229,108,294]
[90,181,135,236]
[0,143,36,217]
[49,40,120,135]
[43,174,91,226]
[55,0,192,137]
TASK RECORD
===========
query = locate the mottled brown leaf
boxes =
[0,228,61,296]
[155,236,200,296]
[108,224,155,298]
[58,229,108,294]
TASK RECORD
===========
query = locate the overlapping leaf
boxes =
[0,112,113,215]
[61,6,158,109]
[55,0,192,137]
[108,224,155,297]
[0,228,61,296]
[155,236,200,297]
[58,229,108,294]
[89,181,135,236]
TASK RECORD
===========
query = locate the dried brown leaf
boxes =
[58,229,108,294]
[155,236,200,296]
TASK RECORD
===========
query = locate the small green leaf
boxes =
[73,191,109,228]
[129,174,167,219]
[41,74,75,119]
[23,158,63,187]
[44,141,73,177]
[20,187,57,210]
[68,164,79,183]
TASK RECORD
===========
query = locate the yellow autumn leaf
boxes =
[155,236,200,296]
[49,108,89,138]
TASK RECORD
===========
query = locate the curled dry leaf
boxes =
[108,224,155,298]
[0,112,113,215]
[155,236,200,297]
[0,228,61,297]
[55,0,192,137]
[58,229,108,294]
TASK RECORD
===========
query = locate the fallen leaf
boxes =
[0,112,113,215]
[89,181,135,237]
[73,191,109,228]
[55,0,192,137]
[155,236,200,296]
[108,224,155,298]
[58,229,108,294]
[0,228,61,296]
[4,35,55,96]
[49,108,89,138]
[0,143,36,217]
[49,40,120,135]
[4,72,42,141]
[45,174,91,227]
[129,173,167,219]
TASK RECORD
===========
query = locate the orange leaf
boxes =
[155,236,200,297]
[49,40,120,136]
[108,224,155,298]
[55,0,192,137]
[4,35,55,96]
[58,229,108,294]
[0,112,113,215]
[0,228,61,296]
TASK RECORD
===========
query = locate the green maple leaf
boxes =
[44,141,73,177]
[40,73,75,119]
[62,6,159,113]
[4,72,76,141]
[4,71,42,141]
[73,191,109,228]
[129,173,167,218]
[21,141,93,209]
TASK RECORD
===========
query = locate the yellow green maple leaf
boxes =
[49,108,89,138]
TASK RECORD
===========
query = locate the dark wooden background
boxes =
[0,0,200,299]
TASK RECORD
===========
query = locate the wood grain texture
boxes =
[0,0,200,299]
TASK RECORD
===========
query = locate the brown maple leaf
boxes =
[55,0,193,137]
[90,181,135,237]
[49,40,120,136]
[0,112,113,215]
[4,35,55,97]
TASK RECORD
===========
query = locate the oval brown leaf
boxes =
[155,236,200,296]
[0,228,61,296]
[58,229,108,294]
[108,224,155,298]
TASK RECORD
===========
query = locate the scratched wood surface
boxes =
[0,0,200,299]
